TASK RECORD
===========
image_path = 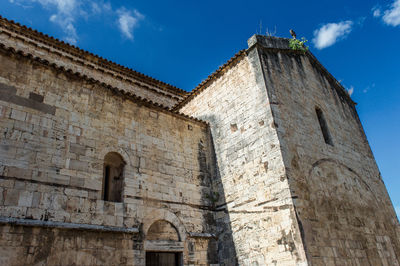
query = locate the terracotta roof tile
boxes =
[0,15,187,97]
[0,43,207,126]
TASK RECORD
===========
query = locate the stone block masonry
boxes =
[1,15,399,266]
[179,42,308,266]
[178,35,400,265]
[0,31,217,264]
[252,35,400,265]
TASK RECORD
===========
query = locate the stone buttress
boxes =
[177,35,400,265]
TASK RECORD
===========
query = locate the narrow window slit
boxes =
[103,165,110,201]
[316,107,333,146]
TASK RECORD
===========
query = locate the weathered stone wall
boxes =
[254,35,400,265]
[0,46,216,265]
[179,49,307,265]
[0,225,137,266]
[2,15,399,265]
[0,17,184,108]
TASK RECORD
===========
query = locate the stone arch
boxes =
[304,158,399,265]
[307,158,380,219]
[98,146,141,178]
[143,209,186,264]
[98,146,136,185]
[143,209,187,242]
[308,158,377,200]
[147,220,180,241]
[98,146,132,167]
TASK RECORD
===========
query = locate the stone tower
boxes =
[0,15,399,265]
[177,35,400,265]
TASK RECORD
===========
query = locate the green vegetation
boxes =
[289,37,309,53]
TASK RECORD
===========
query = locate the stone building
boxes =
[0,16,399,265]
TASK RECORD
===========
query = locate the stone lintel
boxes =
[144,240,185,252]
[188,232,216,238]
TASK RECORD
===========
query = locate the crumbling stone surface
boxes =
[0,225,136,266]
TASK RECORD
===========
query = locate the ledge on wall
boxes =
[0,217,139,234]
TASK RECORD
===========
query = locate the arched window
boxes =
[103,152,125,202]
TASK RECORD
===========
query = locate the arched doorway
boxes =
[145,220,183,266]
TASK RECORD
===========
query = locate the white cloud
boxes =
[39,0,79,44]
[356,17,367,26]
[90,2,110,15]
[363,83,375,93]
[383,0,400,26]
[373,1,400,26]
[38,0,76,14]
[9,0,79,44]
[117,8,144,40]
[64,23,78,44]
[347,86,354,96]
[90,2,101,14]
[9,0,144,44]
[9,0,33,8]
[374,9,382,17]
[372,6,382,17]
[313,21,353,49]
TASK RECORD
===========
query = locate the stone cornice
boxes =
[0,15,187,99]
[0,217,139,234]
[0,43,208,127]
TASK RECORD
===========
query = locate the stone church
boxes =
[0,15,399,266]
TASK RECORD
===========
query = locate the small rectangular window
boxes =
[316,107,333,146]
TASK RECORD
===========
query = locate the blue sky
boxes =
[1,0,399,218]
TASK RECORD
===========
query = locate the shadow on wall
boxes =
[0,225,133,265]
[198,121,238,265]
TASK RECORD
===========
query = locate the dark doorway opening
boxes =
[146,252,182,266]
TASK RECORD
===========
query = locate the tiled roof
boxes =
[0,42,207,126]
[0,15,187,97]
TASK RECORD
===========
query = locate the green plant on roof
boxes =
[289,37,309,53]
